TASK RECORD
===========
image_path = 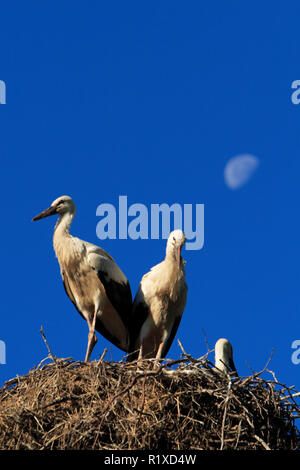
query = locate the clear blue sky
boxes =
[1,1,300,405]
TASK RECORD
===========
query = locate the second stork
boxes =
[127,230,188,364]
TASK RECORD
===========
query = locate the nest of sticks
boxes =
[0,344,299,451]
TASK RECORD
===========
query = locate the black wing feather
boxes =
[96,271,133,329]
[126,298,150,361]
[162,315,182,358]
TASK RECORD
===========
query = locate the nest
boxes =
[0,350,299,451]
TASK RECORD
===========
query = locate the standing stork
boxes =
[127,230,188,364]
[214,338,238,377]
[32,195,132,362]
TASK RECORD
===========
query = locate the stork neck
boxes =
[165,246,182,267]
[53,211,77,265]
[54,212,74,238]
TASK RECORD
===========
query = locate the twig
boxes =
[241,350,274,386]
[281,391,300,401]
[137,376,147,424]
[40,326,57,364]
[201,327,210,352]
[98,348,108,364]
[220,378,232,450]
[177,339,190,358]
[254,434,271,450]
[234,419,242,450]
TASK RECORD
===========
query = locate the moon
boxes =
[224,154,259,190]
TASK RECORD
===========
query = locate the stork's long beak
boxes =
[32,205,57,221]
[177,246,182,264]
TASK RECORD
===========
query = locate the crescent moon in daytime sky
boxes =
[224,154,259,190]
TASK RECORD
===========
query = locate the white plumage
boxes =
[127,230,188,364]
[214,338,238,376]
[33,195,132,361]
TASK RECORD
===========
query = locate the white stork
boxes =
[214,338,238,376]
[127,229,188,364]
[32,195,132,362]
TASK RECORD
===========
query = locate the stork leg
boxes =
[154,340,165,369]
[136,343,144,368]
[138,343,144,361]
[85,309,98,362]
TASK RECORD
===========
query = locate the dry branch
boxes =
[0,355,299,450]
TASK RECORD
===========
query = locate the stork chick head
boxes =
[215,338,234,372]
[32,195,76,221]
[166,229,186,262]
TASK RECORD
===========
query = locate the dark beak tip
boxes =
[32,206,56,222]
[32,213,43,221]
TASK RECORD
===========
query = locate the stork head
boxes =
[166,229,186,262]
[214,338,235,373]
[32,195,76,221]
